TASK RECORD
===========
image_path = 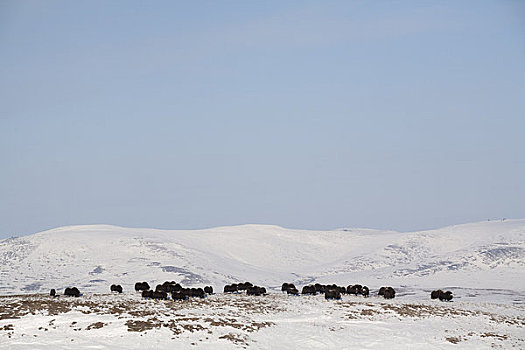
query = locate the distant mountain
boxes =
[1,220,524,294]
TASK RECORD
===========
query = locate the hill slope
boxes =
[0,220,524,295]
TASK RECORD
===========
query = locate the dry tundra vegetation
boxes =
[0,291,524,348]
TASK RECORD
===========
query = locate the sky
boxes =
[1,0,524,238]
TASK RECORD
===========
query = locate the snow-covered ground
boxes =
[0,219,524,348]
[0,219,524,295]
[0,293,523,349]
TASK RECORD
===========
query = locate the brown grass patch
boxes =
[126,318,161,332]
[446,336,462,344]
[219,332,249,346]
[86,322,105,330]
[480,332,508,340]
[1,324,14,331]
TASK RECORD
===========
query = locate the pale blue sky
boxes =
[1,1,524,238]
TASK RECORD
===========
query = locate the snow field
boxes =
[0,293,523,349]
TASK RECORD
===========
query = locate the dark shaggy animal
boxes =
[156,281,179,293]
[432,290,453,302]
[325,288,341,300]
[155,284,168,293]
[238,282,253,291]
[142,290,154,299]
[191,288,205,298]
[361,286,370,297]
[224,284,238,293]
[64,287,80,297]
[110,284,123,293]
[281,283,296,293]
[247,286,266,296]
[135,282,150,292]
[50,289,56,297]
[181,288,193,298]
[382,287,396,299]
[378,287,386,296]
[159,281,179,293]
[171,291,186,300]
[152,291,168,300]
[431,289,443,299]
[439,291,453,302]
[204,286,213,294]
[286,287,299,295]
[301,285,316,295]
[281,282,299,295]
[347,284,362,295]
[327,284,338,291]
[314,283,325,293]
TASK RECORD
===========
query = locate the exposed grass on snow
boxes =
[0,293,523,349]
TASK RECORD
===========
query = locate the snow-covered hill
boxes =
[1,220,524,295]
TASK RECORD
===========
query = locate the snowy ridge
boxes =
[0,220,524,295]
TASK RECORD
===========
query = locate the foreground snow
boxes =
[0,293,523,349]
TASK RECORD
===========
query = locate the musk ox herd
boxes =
[224,282,267,296]
[136,280,214,300]
[47,281,453,303]
[282,283,375,300]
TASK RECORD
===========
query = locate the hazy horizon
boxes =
[1,1,524,238]
[2,217,521,240]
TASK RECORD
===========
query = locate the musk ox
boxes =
[431,289,443,299]
[171,291,186,300]
[181,288,193,298]
[135,282,150,292]
[224,284,238,293]
[361,286,370,297]
[110,284,123,293]
[314,283,325,293]
[191,288,205,298]
[347,284,362,295]
[64,287,80,297]
[439,291,453,302]
[432,290,453,302]
[326,284,338,291]
[247,286,266,296]
[281,282,299,295]
[281,283,296,293]
[238,282,253,291]
[287,287,298,295]
[155,284,168,293]
[301,285,316,295]
[159,281,180,293]
[382,287,396,299]
[325,288,341,300]
[152,291,168,300]
[378,286,386,296]
[50,289,56,297]
[142,290,154,299]
[204,286,213,295]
